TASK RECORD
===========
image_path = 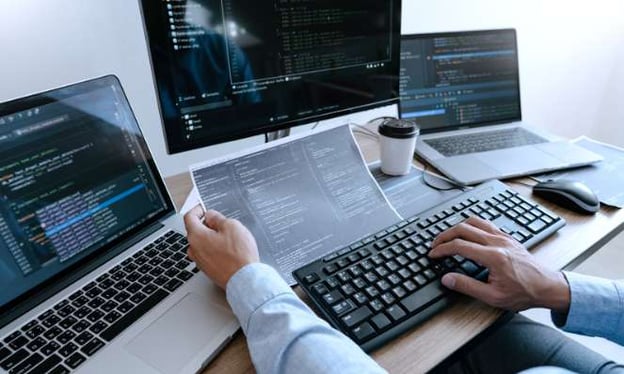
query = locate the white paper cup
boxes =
[378,119,419,176]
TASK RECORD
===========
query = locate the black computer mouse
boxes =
[532,179,600,214]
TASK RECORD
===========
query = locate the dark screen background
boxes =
[141,0,401,153]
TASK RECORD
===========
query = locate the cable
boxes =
[366,116,396,125]
[350,123,379,139]
[415,157,471,192]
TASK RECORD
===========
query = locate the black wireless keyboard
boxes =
[293,180,565,352]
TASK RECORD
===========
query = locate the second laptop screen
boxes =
[399,29,522,133]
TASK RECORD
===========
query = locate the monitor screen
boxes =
[0,76,171,311]
[399,29,521,133]
[141,0,401,153]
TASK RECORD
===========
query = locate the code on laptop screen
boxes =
[0,77,169,308]
[399,29,521,132]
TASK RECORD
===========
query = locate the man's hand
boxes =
[429,216,570,312]
[184,205,259,289]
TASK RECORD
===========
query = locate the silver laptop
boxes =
[399,29,602,185]
[0,76,238,374]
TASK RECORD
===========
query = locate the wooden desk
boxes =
[164,130,624,373]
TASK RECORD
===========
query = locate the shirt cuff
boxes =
[225,262,294,332]
[551,272,623,335]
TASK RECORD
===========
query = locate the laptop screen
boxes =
[0,76,172,312]
[399,29,522,133]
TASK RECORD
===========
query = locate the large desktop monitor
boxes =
[141,0,402,154]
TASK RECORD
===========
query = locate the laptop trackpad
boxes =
[475,146,562,174]
[126,293,231,374]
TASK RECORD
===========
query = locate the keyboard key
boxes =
[460,261,480,275]
[352,322,375,342]
[42,314,61,328]
[8,335,28,350]
[89,321,108,335]
[8,352,43,373]
[101,301,119,313]
[26,337,46,352]
[381,293,396,305]
[44,326,63,340]
[114,291,131,303]
[59,343,79,358]
[332,300,355,316]
[87,310,105,323]
[29,354,63,373]
[341,306,371,328]
[41,341,61,356]
[322,290,343,306]
[401,282,446,313]
[386,305,407,321]
[0,348,28,370]
[129,292,147,304]
[104,311,122,324]
[117,301,134,313]
[75,332,94,346]
[369,299,384,312]
[48,364,71,374]
[163,279,183,292]
[528,219,547,233]
[57,331,76,345]
[322,264,338,275]
[64,352,87,369]
[59,316,78,329]
[81,338,105,356]
[353,292,368,305]
[87,297,105,309]
[72,320,90,333]
[371,313,391,330]
[25,324,45,340]
[303,273,319,284]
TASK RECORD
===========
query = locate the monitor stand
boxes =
[265,128,291,142]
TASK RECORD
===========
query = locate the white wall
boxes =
[1,0,623,177]
[402,0,624,144]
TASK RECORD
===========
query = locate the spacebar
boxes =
[100,289,170,341]
[400,281,446,313]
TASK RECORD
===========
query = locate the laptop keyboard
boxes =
[0,230,197,374]
[294,180,565,352]
[425,127,548,157]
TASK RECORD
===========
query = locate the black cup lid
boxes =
[378,119,419,139]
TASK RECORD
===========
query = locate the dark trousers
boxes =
[446,314,624,374]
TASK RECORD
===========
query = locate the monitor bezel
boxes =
[0,75,176,328]
[399,28,522,135]
[139,0,402,154]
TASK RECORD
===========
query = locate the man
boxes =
[184,206,624,373]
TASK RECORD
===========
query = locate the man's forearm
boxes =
[551,272,624,346]
[226,263,386,374]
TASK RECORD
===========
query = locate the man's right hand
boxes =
[429,216,571,313]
